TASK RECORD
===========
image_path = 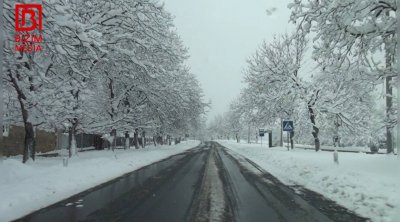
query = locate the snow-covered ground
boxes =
[283,143,390,154]
[218,140,400,222]
[288,143,370,153]
[0,140,200,222]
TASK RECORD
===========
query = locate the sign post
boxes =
[259,129,265,146]
[287,132,290,150]
[282,120,294,150]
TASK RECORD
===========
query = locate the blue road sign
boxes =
[282,120,294,132]
[259,128,265,137]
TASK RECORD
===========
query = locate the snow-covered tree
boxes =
[2,0,206,162]
[289,0,397,153]
[234,31,377,151]
[241,33,325,149]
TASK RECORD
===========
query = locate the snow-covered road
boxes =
[18,141,368,222]
[218,140,400,222]
[0,141,200,222]
[3,140,394,222]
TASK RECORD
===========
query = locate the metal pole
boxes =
[287,132,289,150]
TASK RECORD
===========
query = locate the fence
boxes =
[1,125,180,157]
[1,125,56,156]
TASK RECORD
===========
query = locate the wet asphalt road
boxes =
[15,142,368,222]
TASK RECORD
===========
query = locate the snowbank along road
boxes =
[15,142,368,222]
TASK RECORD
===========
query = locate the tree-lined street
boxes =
[14,142,367,222]
[2,0,206,163]
[1,0,399,221]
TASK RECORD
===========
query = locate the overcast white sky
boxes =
[163,0,295,121]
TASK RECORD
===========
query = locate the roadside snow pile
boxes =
[218,140,400,222]
[290,143,370,153]
[0,140,200,222]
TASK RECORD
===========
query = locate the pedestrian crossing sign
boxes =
[282,120,294,132]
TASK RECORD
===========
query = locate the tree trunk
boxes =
[68,119,78,158]
[0,0,4,163]
[23,122,35,163]
[159,135,163,145]
[385,36,394,153]
[8,71,36,163]
[280,118,283,147]
[142,131,146,148]
[20,98,35,163]
[0,133,3,161]
[110,129,117,151]
[133,130,139,149]
[124,131,130,149]
[382,11,397,154]
[397,6,400,157]
[333,115,341,147]
[308,105,320,151]
[0,112,2,162]
[290,131,294,149]
[247,125,250,144]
